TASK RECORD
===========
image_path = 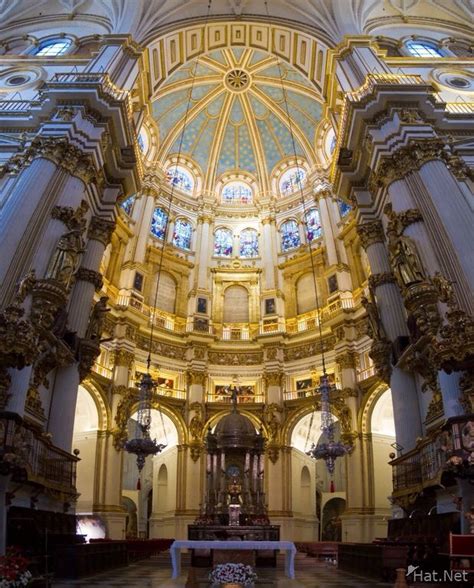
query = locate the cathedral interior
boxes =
[0,0,473,584]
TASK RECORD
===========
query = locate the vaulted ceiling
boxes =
[151,47,322,188]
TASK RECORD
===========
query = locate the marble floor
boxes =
[52,552,397,587]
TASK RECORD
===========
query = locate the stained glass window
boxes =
[172,218,192,250]
[304,209,322,242]
[166,165,194,193]
[214,228,233,257]
[279,167,306,197]
[150,207,168,240]
[239,229,259,258]
[338,199,352,217]
[281,220,301,251]
[35,39,71,56]
[222,181,253,204]
[120,195,135,216]
[406,41,442,58]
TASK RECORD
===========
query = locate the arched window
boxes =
[222,181,253,204]
[279,167,306,197]
[120,195,135,216]
[214,228,233,257]
[304,209,322,242]
[137,128,148,153]
[281,219,300,251]
[239,229,259,258]
[338,199,352,217]
[406,41,443,57]
[172,219,192,250]
[166,165,194,193]
[35,39,72,56]
[150,207,168,240]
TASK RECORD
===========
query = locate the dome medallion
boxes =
[225,68,251,92]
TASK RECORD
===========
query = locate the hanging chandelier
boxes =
[263,0,350,476]
[124,372,166,474]
[305,373,351,474]
[125,1,214,481]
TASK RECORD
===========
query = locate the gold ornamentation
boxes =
[336,351,357,370]
[208,351,263,365]
[113,387,137,449]
[459,372,474,413]
[46,200,89,290]
[356,220,385,249]
[87,217,116,246]
[361,293,387,340]
[264,372,282,387]
[283,337,335,361]
[77,339,101,382]
[0,304,37,371]
[136,335,186,360]
[76,267,103,290]
[189,402,205,462]
[113,348,135,368]
[30,279,68,331]
[187,370,207,387]
[265,347,279,361]
[16,269,36,303]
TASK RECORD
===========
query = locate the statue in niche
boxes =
[85,296,110,341]
[228,476,242,505]
[45,200,89,289]
[385,204,426,288]
[361,291,387,341]
[189,402,204,441]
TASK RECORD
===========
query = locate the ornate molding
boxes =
[208,351,263,366]
[2,136,99,184]
[136,335,186,361]
[368,272,396,290]
[336,351,357,370]
[76,267,103,290]
[283,337,335,361]
[263,372,283,388]
[369,338,392,384]
[356,220,385,249]
[87,217,116,246]
[369,138,472,192]
[187,370,207,386]
[113,348,135,368]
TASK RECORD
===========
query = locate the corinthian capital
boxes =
[88,217,116,246]
[357,220,385,249]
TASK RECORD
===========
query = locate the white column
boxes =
[261,215,276,290]
[133,189,157,265]
[317,195,338,266]
[196,215,213,289]
[48,216,115,450]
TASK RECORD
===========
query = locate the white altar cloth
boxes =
[169,539,296,579]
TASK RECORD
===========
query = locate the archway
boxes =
[72,386,100,516]
[321,497,346,542]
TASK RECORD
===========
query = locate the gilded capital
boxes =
[88,216,116,246]
[76,267,103,290]
[368,272,397,290]
[357,220,385,249]
[336,351,357,370]
[197,214,214,225]
[113,348,135,368]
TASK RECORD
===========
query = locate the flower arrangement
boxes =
[209,562,257,587]
[0,547,32,588]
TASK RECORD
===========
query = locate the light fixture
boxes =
[263,0,350,477]
[125,0,214,484]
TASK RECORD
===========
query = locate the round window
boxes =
[6,75,30,86]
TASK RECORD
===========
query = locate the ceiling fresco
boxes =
[151,47,323,188]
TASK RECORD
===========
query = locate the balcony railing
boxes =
[0,98,43,114]
[0,413,78,495]
[155,386,186,401]
[206,394,265,404]
[356,365,376,382]
[391,434,445,492]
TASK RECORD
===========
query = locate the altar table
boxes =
[169,539,296,579]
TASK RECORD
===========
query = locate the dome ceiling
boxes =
[151,47,323,189]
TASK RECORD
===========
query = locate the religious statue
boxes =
[45,200,89,289]
[432,271,455,305]
[385,203,426,289]
[85,296,110,341]
[228,476,242,505]
[189,402,204,441]
[263,403,282,443]
[361,293,386,341]
[16,269,36,303]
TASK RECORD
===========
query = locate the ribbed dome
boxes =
[215,411,256,449]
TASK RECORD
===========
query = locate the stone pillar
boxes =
[95,347,133,539]
[357,220,422,450]
[196,214,213,289]
[261,215,276,290]
[48,216,115,451]
[133,188,157,265]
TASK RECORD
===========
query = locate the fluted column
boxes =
[133,188,157,265]
[357,219,422,450]
[48,216,115,450]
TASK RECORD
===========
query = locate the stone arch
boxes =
[205,409,266,438]
[359,381,390,435]
[282,404,340,447]
[80,377,110,431]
